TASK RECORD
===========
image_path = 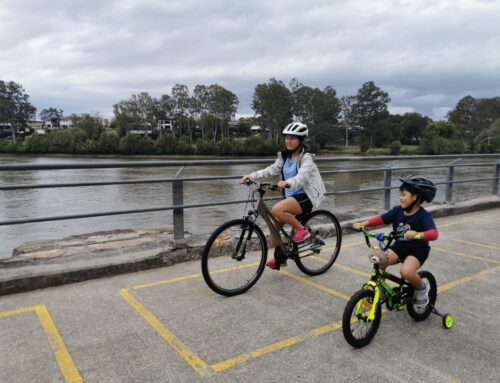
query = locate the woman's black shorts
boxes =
[389,244,430,266]
[291,193,313,214]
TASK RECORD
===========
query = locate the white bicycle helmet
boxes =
[282,122,308,137]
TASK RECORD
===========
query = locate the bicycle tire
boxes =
[342,289,382,348]
[406,270,437,321]
[201,219,267,296]
[294,210,342,276]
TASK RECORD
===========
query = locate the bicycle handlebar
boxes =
[355,227,423,249]
[243,179,281,191]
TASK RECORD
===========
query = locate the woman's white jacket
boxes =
[249,149,326,209]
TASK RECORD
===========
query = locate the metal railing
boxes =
[1,154,499,241]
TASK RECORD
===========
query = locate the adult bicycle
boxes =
[342,228,453,348]
[201,180,342,296]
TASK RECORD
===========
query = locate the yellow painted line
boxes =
[211,318,344,373]
[0,306,37,318]
[120,288,211,377]
[438,220,470,228]
[132,273,202,290]
[451,238,500,251]
[334,263,371,278]
[0,305,82,383]
[131,262,260,290]
[433,246,500,265]
[438,267,499,293]
[279,270,351,301]
[309,254,371,278]
[34,305,83,383]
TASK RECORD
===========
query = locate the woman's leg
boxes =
[399,256,423,288]
[269,197,303,248]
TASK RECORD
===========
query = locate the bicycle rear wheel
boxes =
[342,289,382,348]
[295,210,342,276]
[201,219,267,296]
[406,270,437,321]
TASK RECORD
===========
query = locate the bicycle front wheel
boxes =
[295,210,342,276]
[201,219,267,296]
[342,289,382,348]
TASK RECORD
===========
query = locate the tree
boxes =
[352,81,391,148]
[0,81,37,142]
[289,79,341,127]
[448,96,500,151]
[339,95,357,147]
[171,84,191,139]
[252,78,292,139]
[76,113,103,140]
[39,107,64,128]
[447,95,477,150]
[208,84,239,140]
[113,92,158,137]
[400,112,430,145]
[420,121,466,154]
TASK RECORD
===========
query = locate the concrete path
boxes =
[0,208,499,382]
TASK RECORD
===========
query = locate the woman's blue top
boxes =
[283,158,305,197]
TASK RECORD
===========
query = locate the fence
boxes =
[1,154,499,241]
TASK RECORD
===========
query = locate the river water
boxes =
[1,154,498,259]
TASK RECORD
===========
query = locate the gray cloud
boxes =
[1,0,499,120]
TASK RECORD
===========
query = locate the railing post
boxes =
[383,160,398,210]
[173,167,185,242]
[445,158,461,203]
[492,160,500,195]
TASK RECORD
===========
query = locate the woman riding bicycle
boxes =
[240,122,326,269]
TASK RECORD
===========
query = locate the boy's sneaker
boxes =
[414,280,430,308]
[266,258,287,269]
[292,227,310,243]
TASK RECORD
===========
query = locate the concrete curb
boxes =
[1,196,499,296]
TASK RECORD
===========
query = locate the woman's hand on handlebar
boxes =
[240,175,252,184]
[277,180,289,189]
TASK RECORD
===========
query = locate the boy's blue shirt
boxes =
[381,206,436,251]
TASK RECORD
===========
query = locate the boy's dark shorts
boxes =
[291,194,313,214]
[389,244,430,266]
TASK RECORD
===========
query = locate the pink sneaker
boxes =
[292,227,310,243]
[266,258,287,269]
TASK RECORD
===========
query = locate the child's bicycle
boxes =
[201,180,342,296]
[342,228,453,348]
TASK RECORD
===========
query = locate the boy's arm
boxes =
[420,228,438,241]
[353,215,384,229]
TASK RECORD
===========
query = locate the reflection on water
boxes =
[0,154,499,258]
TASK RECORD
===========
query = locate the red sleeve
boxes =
[367,215,384,226]
[422,228,439,241]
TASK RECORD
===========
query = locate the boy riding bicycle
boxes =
[353,175,439,308]
[240,122,326,269]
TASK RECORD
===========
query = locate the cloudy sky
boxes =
[1,0,499,120]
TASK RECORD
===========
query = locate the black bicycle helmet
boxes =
[399,175,436,203]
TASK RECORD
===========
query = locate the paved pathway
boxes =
[1,209,499,382]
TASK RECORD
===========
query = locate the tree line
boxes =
[1,78,500,155]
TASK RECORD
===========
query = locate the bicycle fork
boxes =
[360,281,380,321]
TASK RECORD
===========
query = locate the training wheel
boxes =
[442,313,454,329]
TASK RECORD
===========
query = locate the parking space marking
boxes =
[120,288,211,377]
[120,239,499,377]
[433,246,500,265]
[0,305,82,383]
[279,270,351,300]
[449,238,500,251]
[438,220,471,228]
[211,319,343,373]
[438,266,499,293]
